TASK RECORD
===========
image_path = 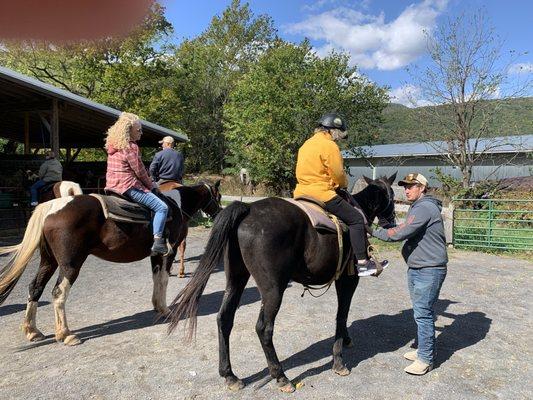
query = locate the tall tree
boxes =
[409,11,531,188]
[224,41,388,193]
[172,0,276,172]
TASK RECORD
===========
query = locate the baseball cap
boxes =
[398,173,428,187]
[158,136,175,144]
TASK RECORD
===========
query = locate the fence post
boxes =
[487,199,494,247]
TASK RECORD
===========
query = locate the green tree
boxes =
[224,41,388,193]
[171,0,276,173]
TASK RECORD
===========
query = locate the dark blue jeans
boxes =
[407,267,447,364]
[30,180,47,203]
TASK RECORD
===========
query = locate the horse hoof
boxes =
[64,334,82,346]
[156,307,172,317]
[225,376,245,391]
[178,273,185,278]
[333,365,351,376]
[26,330,44,342]
[278,382,296,393]
[343,338,354,348]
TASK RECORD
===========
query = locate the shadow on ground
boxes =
[14,286,261,351]
[0,301,50,317]
[243,299,491,387]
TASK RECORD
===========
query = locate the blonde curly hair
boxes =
[105,112,140,150]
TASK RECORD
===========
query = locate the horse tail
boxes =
[0,201,57,304]
[168,201,251,339]
[60,181,83,197]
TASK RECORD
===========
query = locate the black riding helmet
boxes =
[318,112,347,131]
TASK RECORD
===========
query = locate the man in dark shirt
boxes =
[149,136,184,184]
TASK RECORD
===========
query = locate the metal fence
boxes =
[453,198,533,252]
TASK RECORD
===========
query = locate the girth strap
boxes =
[301,215,353,298]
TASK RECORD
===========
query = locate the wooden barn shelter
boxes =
[0,65,187,159]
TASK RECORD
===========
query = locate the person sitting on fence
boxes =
[368,173,448,375]
[104,112,169,256]
[149,136,184,185]
[30,150,62,206]
[293,112,388,277]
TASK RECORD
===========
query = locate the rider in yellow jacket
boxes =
[294,112,388,276]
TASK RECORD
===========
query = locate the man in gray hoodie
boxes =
[370,173,447,375]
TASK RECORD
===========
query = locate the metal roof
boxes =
[0,66,187,148]
[343,134,533,159]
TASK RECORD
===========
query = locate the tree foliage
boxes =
[171,0,276,172]
[224,41,388,193]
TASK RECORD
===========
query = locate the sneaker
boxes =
[404,359,433,375]
[357,259,389,277]
[151,237,169,256]
[403,350,418,361]
[30,201,38,207]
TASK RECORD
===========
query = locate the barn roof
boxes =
[343,134,533,159]
[0,66,187,148]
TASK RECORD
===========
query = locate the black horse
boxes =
[168,174,397,392]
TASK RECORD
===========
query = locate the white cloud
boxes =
[508,62,533,75]
[389,84,433,107]
[285,0,448,70]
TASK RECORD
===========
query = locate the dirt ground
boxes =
[0,227,531,400]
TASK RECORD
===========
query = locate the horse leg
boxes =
[332,274,359,376]
[151,255,171,316]
[178,239,186,278]
[52,266,82,346]
[255,286,294,392]
[217,267,250,391]
[21,249,58,341]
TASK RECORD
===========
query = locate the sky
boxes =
[162,0,532,106]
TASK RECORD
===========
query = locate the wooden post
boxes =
[24,112,30,154]
[51,99,59,156]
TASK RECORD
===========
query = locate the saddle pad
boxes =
[90,194,151,223]
[164,189,181,209]
[283,198,337,233]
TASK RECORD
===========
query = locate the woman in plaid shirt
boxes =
[104,112,169,256]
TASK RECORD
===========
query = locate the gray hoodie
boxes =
[38,158,63,182]
[372,195,448,268]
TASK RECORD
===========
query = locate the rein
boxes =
[180,183,218,223]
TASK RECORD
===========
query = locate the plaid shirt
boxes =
[105,142,153,194]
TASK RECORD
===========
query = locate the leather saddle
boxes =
[90,190,180,224]
[284,196,346,233]
[38,181,59,200]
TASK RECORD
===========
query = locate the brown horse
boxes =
[0,182,221,346]
[38,181,83,203]
[158,181,187,278]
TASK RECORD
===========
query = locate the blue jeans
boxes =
[125,188,168,236]
[407,267,447,364]
[30,180,47,203]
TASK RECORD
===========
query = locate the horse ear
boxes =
[388,171,397,185]
[215,179,221,189]
[362,175,373,185]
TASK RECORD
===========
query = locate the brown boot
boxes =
[404,359,433,375]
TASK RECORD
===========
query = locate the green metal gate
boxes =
[453,198,533,252]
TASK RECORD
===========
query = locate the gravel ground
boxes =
[0,227,531,400]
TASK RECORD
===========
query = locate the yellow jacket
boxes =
[294,131,348,202]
